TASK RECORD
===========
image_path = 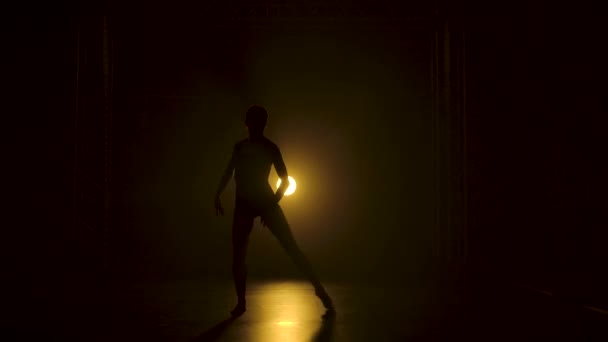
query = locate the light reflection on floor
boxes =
[116,277,437,342]
[243,280,330,342]
[185,278,426,342]
[41,274,604,341]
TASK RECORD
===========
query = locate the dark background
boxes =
[107,17,435,281]
[4,2,607,335]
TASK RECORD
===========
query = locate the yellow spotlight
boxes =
[276,176,296,196]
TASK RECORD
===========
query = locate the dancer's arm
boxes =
[214,145,237,215]
[273,145,289,203]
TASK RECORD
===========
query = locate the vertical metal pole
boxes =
[461,29,468,263]
[72,29,81,275]
[430,28,435,259]
[111,39,114,94]
[103,15,112,273]
[442,19,452,262]
[432,22,441,262]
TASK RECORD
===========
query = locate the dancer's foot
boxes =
[230,301,246,317]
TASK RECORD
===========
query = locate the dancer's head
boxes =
[245,105,267,137]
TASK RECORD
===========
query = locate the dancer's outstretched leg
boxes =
[262,205,335,313]
[231,201,255,317]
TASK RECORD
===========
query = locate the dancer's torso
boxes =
[233,137,278,207]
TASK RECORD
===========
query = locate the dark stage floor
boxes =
[8,274,607,341]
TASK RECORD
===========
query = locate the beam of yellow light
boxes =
[276,176,296,196]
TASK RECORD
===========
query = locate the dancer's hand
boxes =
[214,196,224,216]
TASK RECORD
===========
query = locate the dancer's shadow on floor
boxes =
[190,317,236,342]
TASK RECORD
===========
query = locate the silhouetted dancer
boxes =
[214,105,334,317]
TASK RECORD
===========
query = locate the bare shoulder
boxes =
[262,137,281,153]
[234,138,248,151]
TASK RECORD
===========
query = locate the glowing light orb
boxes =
[276,176,296,196]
